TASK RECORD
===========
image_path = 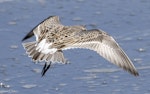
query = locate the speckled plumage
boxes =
[22,16,139,76]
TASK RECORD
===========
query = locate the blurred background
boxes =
[0,0,150,94]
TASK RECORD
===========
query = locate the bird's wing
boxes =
[22,16,63,41]
[64,29,139,76]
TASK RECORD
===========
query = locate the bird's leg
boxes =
[41,61,52,76]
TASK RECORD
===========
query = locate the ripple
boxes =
[22,84,37,89]
[133,58,143,63]
[72,17,82,21]
[10,45,18,49]
[8,21,17,25]
[84,68,120,73]
[0,89,17,94]
[0,82,10,88]
[59,83,67,87]
[32,68,41,74]
[137,48,146,52]
[73,76,97,80]
[0,0,13,3]
[137,66,150,70]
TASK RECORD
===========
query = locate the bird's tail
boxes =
[22,41,67,63]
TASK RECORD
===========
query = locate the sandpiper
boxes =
[22,16,139,76]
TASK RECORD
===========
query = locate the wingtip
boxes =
[133,71,139,77]
[22,30,34,41]
[128,68,139,77]
[22,36,28,41]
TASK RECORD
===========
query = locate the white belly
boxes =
[36,39,57,54]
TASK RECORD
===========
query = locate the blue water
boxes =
[0,0,150,94]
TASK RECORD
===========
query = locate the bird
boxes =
[22,16,139,76]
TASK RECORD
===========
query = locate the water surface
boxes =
[0,0,150,94]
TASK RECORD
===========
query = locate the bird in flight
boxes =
[22,16,139,76]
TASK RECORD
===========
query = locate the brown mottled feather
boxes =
[22,16,139,76]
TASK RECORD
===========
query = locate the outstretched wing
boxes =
[64,29,139,76]
[22,16,63,41]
